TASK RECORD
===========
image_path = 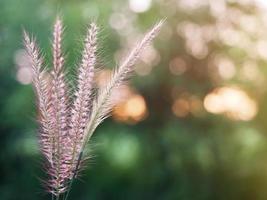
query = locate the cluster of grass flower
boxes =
[24,17,163,199]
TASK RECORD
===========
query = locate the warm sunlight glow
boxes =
[113,94,148,123]
[129,0,152,13]
[172,98,190,117]
[256,0,267,8]
[204,87,258,121]
[126,95,146,118]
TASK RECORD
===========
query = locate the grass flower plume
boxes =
[24,17,163,199]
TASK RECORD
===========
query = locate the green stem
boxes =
[64,151,83,200]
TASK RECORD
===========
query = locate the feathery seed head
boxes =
[82,20,164,146]
[68,22,98,175]
[24,17,163,197]
[53,17,64,73]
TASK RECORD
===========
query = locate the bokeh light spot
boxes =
[172,98,190,117]
[129,0,152,13]
[169,57,187,75]
[113,94,148,124]
[16,67,32,85]
[204,87,258,121]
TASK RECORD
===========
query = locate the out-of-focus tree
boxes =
[1,0,267,199]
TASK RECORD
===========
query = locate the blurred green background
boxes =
[2,0,267,199]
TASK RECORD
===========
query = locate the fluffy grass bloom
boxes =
[24,17,163,199]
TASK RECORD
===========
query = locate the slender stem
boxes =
[52,193,54,200]
[64,151,83,200]
[62,191,65,200]
[56,194,60,200]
